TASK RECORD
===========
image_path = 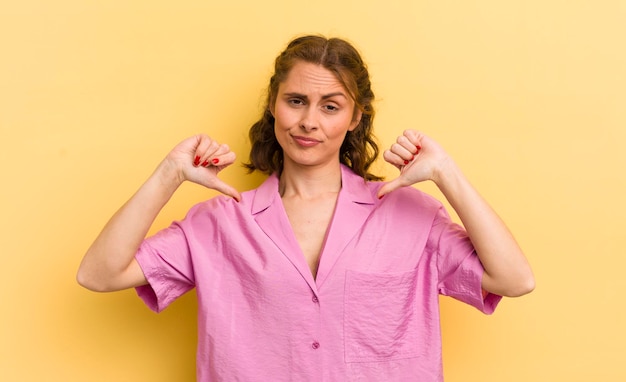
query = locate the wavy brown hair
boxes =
[244,35,382,181]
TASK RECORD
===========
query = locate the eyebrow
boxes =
[282,92,348,101]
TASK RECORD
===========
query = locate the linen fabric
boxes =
[135,164,501,381]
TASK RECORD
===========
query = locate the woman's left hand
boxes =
[377,130,452,198]
[377,130,535,297]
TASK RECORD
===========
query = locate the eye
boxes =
[323,104,339,112]
[288,98,305,106]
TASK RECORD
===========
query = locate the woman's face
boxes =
[271,61,361,172]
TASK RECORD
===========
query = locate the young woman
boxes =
[77,35,534,381]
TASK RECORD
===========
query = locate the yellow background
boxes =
[1,1,625,381]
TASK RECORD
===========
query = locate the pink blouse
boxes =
[135,165,501,381]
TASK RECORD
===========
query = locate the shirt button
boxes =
[311,341,320,349]
[312,295,319,303]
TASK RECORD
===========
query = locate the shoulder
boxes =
[357,180,449,229]
[374,182,444,212]
[183,180,270,222]
[341,165,441,211]
[340,163,445,217]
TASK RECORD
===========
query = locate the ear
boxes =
[267,94,276,118]
[269,105,275,118]
[349,109,363,131]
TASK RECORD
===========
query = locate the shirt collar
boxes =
[251,164,375,215]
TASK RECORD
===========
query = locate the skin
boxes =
[77,61,534,297]
[271,61,361,173]
[379,130,535,296]
[76,135,240,291]
[270,62,362,278]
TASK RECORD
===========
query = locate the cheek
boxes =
[331,117,357,137]
[273,107,292,129]
[273,117,289,145]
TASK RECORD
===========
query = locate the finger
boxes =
[376,178,405,199]
[193,136,221,167]
[396,135,420,157]
[403,130,423,153]
[383,149,405,170]
[202,144,235,168]
[209,178,242,203]
[390,142,415,165]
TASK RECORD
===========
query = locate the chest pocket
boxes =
[344,269,420,363]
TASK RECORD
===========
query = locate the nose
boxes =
[299,107,318,132]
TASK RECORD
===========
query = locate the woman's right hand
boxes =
[77,134,241,292]
[161,134,241,202]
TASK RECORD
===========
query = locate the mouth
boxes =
[292,135,321,147]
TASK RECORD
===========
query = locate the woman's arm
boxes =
[377,130,535,297]
[76,135,240,292]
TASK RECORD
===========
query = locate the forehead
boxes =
[279,61,348,95]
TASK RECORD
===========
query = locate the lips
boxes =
[292,135,321,147]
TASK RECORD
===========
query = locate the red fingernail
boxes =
[194,156,201,166]
[415,145,421,153]
[212,158,219,164]
[378,194,384,200]
[201,160,209,167]
[403,160,410,165]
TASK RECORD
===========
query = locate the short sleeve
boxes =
[135,221,195,313]
[433,208,502,314]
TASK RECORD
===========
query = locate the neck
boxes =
[279,163,342,199]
